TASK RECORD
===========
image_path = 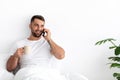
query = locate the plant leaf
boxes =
[115,47,120,55]
[97,41,104,45]
[109,46,117,49]
[95,38,116,45]
[108,57,120,62]
[113,73,120,77]
[107,38,116,41]
[110,63,120,68]
[95,40,106,45]
[95,41,101,45]
[103,40,107,43]
[117,77,120,80]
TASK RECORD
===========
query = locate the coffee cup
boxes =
[24,46,31,54]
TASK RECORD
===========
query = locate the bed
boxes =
[0,53,88,80]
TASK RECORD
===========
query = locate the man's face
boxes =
[30,19,45,38]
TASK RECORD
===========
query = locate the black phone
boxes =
[42,30,45,36]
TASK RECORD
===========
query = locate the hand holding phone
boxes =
[42,28,51,41]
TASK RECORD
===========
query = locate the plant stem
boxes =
[109,40,117,47]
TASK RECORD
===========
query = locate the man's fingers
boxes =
[17,47,24,53]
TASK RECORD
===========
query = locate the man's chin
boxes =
[34,34,42,38]
[34,35,41,38]
[32,32,43,38]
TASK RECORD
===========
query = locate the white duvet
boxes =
[0,68,14,80]
[13,66,67,80]
[0,53,88,80]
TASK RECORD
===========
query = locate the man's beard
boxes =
[32,31,43,38]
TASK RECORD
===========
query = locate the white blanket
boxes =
[0,68,14,80]
[13,66,67,80]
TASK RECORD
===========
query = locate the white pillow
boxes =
[0,53,10,69]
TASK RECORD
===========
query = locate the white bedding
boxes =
[0,53,88,80]
[0,68,14,80]
[0,53,14,80]
[0,68,88,80]
[13,66,67,80]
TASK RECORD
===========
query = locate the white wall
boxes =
[0,0,120,80]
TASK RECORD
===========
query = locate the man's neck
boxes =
[28,35,42,41]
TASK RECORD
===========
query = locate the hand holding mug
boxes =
[14,48,24,58]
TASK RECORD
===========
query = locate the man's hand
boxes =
[14,48,24,58]
[43,28,51,41]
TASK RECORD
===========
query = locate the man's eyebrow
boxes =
[41,24,44,26]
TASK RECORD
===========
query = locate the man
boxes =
[6,15,66,80]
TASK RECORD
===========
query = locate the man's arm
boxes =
[48,39,65,59]
[6,55,19,72]
[43,28,65,59]
[6,48,24,72]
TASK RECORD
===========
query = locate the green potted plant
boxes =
[95,38,120,80]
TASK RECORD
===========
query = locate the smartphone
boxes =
[42,30,45,36]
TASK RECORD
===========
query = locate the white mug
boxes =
[24,46,31,54]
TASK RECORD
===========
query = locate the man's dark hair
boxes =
[31,15,45,22]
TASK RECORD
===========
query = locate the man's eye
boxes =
[34,24,38,26]
[41,25,44,27]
